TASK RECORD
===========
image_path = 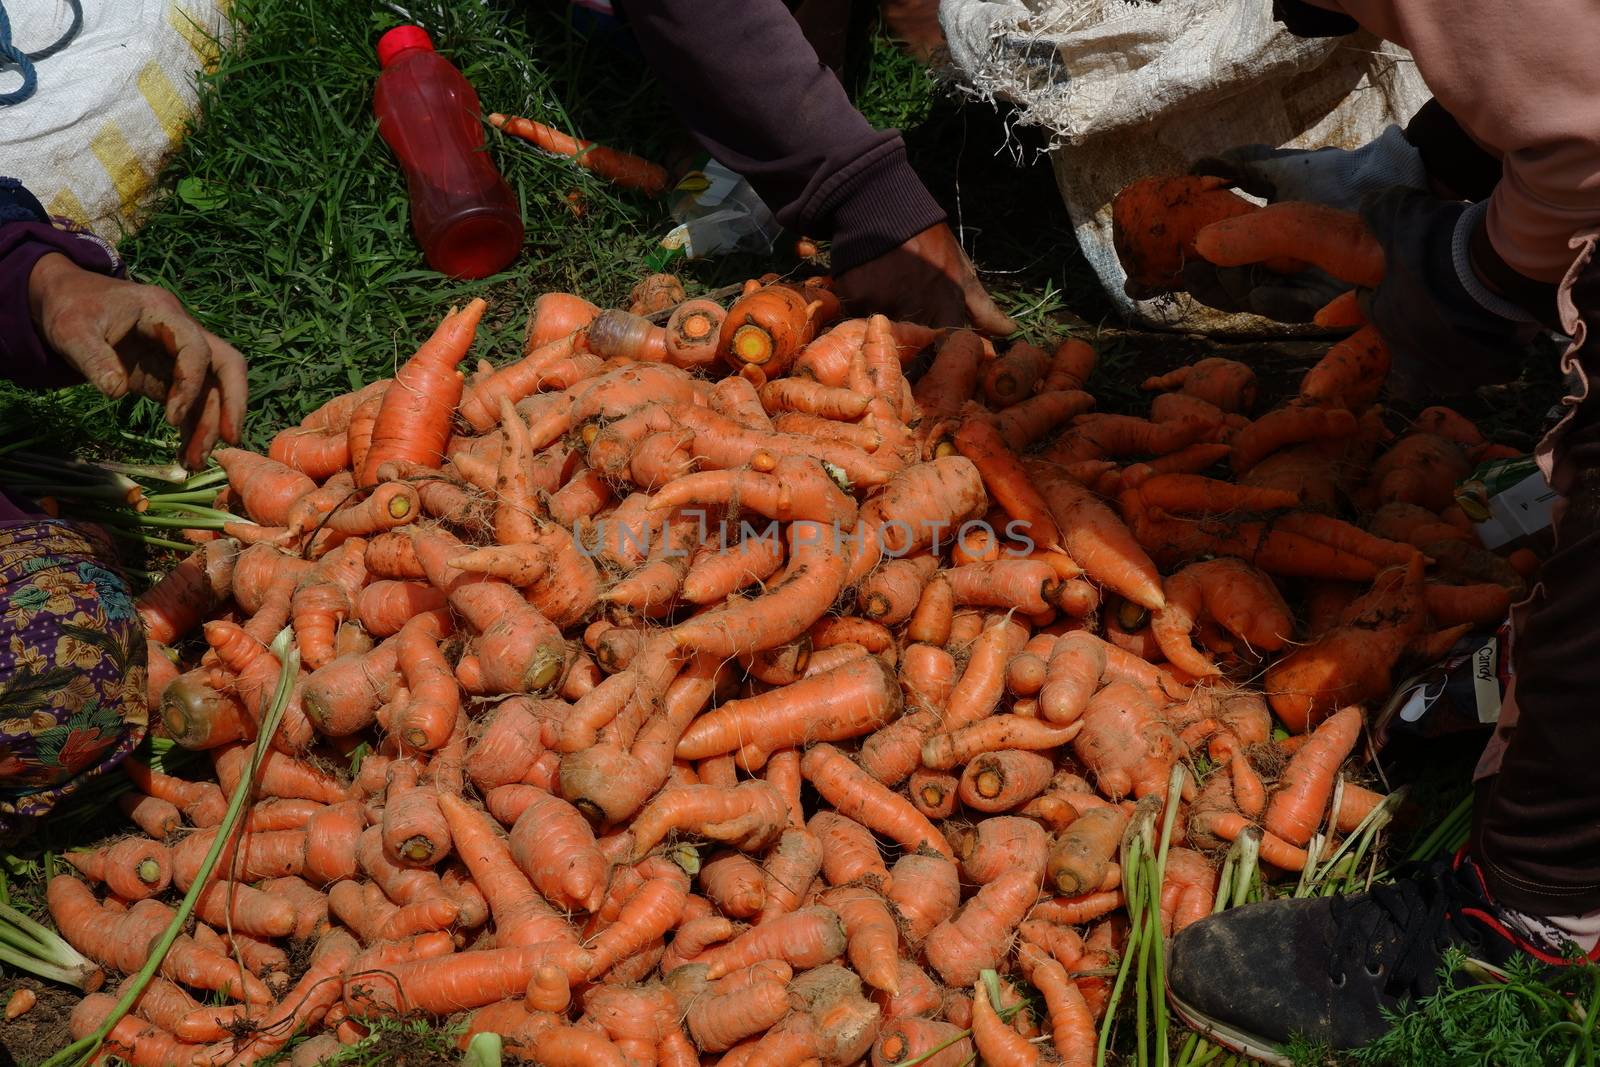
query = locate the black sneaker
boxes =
[1166,858,1579,1066]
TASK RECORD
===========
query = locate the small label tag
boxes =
[1473,637,1502,724]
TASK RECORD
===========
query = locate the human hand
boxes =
[26,253,247,470]
[835,223,1017,335]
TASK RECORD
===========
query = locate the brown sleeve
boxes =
[616,0,946,271]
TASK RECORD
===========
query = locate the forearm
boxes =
[617,0,945,270]
[0,179,123,390]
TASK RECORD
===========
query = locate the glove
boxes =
[1179,126,1432,323]
[1193,125,1428,214]
[1358,188,1540,401]
[1179,259,1349,323]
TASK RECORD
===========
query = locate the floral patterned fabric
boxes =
[0,519,147,838]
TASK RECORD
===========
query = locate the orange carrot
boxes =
[527,292,601,350]
[1045,806,1126,897]
[435,793,581,950]
[1195,201,1385,288]
[1019,943,1096,1067]
[69,994,207,1067]
[803,741,954,857]
[490,113,667,196]
[907,574,955,646]
[215,448,317,527]
[663,298,727,369]
[809,811,890,890]
[629,780,788,858]
[873,1017,974,1067]
[268,425,351,481]
[360,298,486,485]
[119,791,182,839]
[981,341,1052,408]
[64,839,172,902]
[1264,706,1363,846]
[924,868,1037,987]
[953,418,1063,551]
[124,758,227,828]
[717,283,822,377]
[958,750,1056,812]
[1113,175,1263,292]
[1028,460,1165,610]
[1143,357,1258,414]
[696,906,847,980]
[1230,403,1359,473]
[136,540,237,644]
[507,787,609,913]
[944,614,1028,729]
[1300,325,1390,410]
[677,655,900,766]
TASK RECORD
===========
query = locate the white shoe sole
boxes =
[1167,987,1294,1067]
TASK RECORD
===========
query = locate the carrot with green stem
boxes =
[359,298,486,485]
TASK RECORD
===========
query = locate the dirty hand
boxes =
[1192,126,1427,215]
[1357,187,1540,401]
[26,253,247,470]
[836,222,1017,335]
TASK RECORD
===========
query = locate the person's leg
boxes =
[0,519,148,841]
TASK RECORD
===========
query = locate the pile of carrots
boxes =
[45,220,1533,1067]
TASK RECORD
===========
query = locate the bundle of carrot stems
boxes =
[23,195,1524,1067]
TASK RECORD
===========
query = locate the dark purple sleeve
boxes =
[617,0,947,273]
[0,218,124,391]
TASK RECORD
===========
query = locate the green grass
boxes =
[0,0,1090,460]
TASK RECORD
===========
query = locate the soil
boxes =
[351,1024,461,1067]
[0,979,78,1067]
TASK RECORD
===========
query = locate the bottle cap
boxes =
[377,25,434,68]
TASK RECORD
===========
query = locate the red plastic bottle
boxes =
[374,25,523,279]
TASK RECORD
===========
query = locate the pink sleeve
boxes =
[1332,0,1600,283]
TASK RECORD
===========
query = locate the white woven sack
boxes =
[942,0,1430,334]
[0,0,232,243]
